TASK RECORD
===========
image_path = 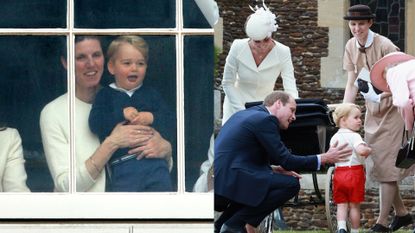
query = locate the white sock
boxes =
[338,220,347,230]
[351,228,359,233]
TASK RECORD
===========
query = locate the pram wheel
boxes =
[325,166,337,233]
[257,211,274,233]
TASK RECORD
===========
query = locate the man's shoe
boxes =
[336,228,348,233]
[390,214,413,231]
[367,224,391,233]
[219,224,246,233]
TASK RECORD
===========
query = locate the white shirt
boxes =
[330,128,366,167]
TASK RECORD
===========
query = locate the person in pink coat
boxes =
[370,52,415,134]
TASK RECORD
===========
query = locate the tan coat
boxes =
[343,33,414,182]
[0,128,30,192]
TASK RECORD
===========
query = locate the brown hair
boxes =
[263,91,291,107]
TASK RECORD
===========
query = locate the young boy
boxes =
[330,103,372,233]
[89,35,173,192]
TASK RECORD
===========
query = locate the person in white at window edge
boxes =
[0,122,30,192]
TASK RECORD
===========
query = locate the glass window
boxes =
[74,0,175,28]
[184,36,214,191]
[0,36,65,192]
[183,1,211,28]
[0,1,66,28]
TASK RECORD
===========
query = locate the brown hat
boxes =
[344,4,375,20]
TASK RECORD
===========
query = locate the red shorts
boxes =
[333,165,365,204]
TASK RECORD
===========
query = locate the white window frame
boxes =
[0,0,213,219]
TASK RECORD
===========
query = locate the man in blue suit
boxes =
[214,91,352,233]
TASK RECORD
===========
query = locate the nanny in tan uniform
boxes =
[342,5,413,233]
[0,125,30,192]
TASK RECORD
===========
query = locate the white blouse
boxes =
[0,128,30,192]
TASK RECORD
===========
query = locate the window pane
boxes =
[74,0,175,28]
[0,36,66,192]
[75,35,177,192]
[183,1,211,28]
[139,36,177,191]
[0,1,66,28]
[184,36,214,192]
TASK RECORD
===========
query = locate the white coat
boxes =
[0,128,30,192]
[221,38,298,124]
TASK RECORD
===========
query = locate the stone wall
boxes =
[215,0,346,104]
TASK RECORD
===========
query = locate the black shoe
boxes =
[390,214,413,231]
[368,224,391,233]
[336,229,348,233]
[219,224,246,233]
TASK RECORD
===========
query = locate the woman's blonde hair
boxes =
[332,103,361,127]
[107,35,149,62]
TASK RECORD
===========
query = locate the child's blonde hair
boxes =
[332,103,361,127]
[107,35,149,62]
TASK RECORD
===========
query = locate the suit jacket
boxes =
[0,128,30,192]
[214,105,317,206]
[221,38,298,123]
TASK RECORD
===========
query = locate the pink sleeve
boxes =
[387,67,410,108]
[387,63,415,132]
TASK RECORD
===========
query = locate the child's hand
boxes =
[356,144,372,157]
[123,107,139,122]
[131,112,154,126]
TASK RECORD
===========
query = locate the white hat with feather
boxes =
[245,1,278,40]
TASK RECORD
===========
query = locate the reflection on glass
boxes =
[72,35,177,192]
[184,36,214,192]
[0,36,66,192]
[183,0,211,28]
[74,0,175,28]
[0,1,66,28]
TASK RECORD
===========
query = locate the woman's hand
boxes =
[88,123,153,180]
[129,129,172,160]
[106,123,153,150]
